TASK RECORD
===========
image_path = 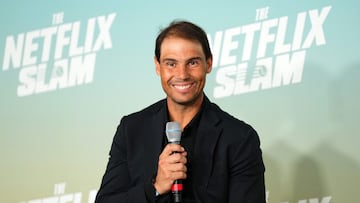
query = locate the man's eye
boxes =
[189,60,199,66]
[165,62,176,67]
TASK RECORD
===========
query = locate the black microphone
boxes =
[165,121,183,203]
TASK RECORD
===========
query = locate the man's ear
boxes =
[154,56,160,76]
[206,56,213,73]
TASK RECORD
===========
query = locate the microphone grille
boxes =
[165,122,182,143]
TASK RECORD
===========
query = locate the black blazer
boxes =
[95,96,265,203]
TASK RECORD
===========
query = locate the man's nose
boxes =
[176,64,189,79]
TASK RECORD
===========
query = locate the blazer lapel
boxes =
[192,101,222,195]
[142,103,168,179]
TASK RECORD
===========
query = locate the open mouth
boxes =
[174,84,192,89]
[173,83,194,91]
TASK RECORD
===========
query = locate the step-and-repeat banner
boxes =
[1,1,359,202]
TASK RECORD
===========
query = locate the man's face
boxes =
[154,36,212,106]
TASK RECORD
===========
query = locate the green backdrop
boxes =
[1,1,359,202]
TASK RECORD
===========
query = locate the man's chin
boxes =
[169,94,203,106]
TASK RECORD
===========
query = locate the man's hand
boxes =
[154,144,187,194]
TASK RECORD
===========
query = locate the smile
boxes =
[173,83,193,90]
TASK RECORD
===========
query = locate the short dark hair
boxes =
[154,20,212,62]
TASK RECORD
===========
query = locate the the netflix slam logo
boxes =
[208,6,331,98]
[1,12,116,97]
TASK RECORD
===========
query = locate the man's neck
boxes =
[167,94,204,130]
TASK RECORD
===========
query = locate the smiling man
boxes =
[95,20,266,203]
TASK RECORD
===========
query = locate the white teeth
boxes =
[175,84,191,90]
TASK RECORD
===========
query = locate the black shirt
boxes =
[174,109,202,203]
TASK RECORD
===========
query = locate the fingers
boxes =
[159,144,187,172]
[161,143,186,156]
[154,144,188,194]
[167,152,187,164]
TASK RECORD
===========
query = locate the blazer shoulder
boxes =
[121,98,166,123]
[206,100,256,133]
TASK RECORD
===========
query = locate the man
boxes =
[95,20,266,203]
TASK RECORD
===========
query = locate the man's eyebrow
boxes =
[162,58,177,62]
[186,57,202,61]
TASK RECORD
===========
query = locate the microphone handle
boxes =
[168,137,182,202]
[172,179,183,203]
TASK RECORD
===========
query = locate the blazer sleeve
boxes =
[228,127,266,203]
[94,118,156,203]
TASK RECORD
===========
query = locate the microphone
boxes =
[165,121,183,203]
